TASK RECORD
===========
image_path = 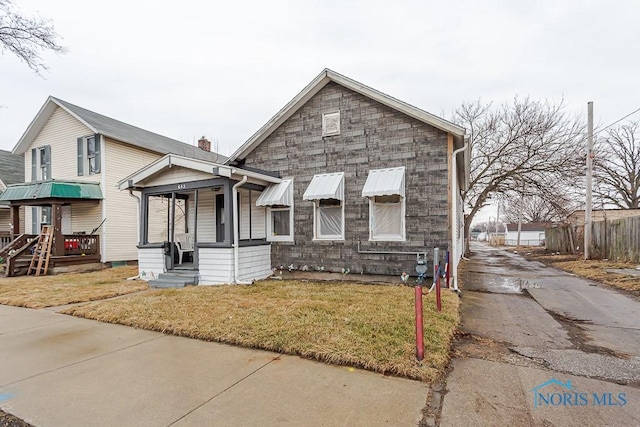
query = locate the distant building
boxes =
[504,222,549,246]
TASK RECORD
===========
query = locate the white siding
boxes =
[196,189,216,242]
[0,210,10,233]
[197,245,272,285]
[138,247,165,279]
[140,166,212,187]
[198,247,233,285]
[70,203,102,234]
[237,245,272,282]
[24,107,95,183]
[239,189,266,240]
[103,139,161,262]
[252,204,266,239]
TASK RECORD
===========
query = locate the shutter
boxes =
[31,148,37,181]
[94,133,101,173]
[44,145,51,179]
[77,137,84,176]
[31,207,38,233]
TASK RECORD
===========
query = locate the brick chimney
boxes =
[198,136,211,152]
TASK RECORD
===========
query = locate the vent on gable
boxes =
[322,111,340,136]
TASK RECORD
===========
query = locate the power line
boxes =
[593,106,640,137]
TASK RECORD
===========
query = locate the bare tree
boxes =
[0,0,66,74]
[594,121,640,209]
[500,192,579,224]
[453,97,585,249]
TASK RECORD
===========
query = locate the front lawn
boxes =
[0,266,148,308]
[62,280,459,382]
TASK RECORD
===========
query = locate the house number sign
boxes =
[177,184,186,190]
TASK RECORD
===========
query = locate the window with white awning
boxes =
[303,172,345,240]
[256,179,294,242]
[362,167,406,241]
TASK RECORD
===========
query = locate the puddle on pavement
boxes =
[463,276,541,294]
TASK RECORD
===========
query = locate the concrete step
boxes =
[148,271,198,288]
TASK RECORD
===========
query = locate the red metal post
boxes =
[436,270,442,312]
[415,285,424,361]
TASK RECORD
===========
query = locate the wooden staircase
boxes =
[27,225,54,276]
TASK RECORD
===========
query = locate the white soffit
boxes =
[362,167,405,198]
[303,172,345,201]
[256,179,293,206]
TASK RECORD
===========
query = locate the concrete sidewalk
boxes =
[0,305,428,427]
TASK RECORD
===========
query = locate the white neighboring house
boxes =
[0,96,223,271]
[504,223,548,246]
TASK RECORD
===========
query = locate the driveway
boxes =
[0,304,428,427]
[440,243,640,426]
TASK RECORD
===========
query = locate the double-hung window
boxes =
[31,146,51,181]
[362,167,406,241]
[303,172,345,240]
[77,134,101,176]
[256,178,294,242]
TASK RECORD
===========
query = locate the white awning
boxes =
[255,179,293,206]
[362,167,405,198]
[303,172,344,201]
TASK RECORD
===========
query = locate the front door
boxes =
[215,194,225,242]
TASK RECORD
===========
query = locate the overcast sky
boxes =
[2,0,639,222]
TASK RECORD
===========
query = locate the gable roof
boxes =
[0,149,25,188]
[118,154,281,191]
[226,68,466,163]
[12,97,226,163]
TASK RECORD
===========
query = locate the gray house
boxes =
[227,69,469,285]
[123,69,469,287]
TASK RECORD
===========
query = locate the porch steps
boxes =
[149,270,198,288]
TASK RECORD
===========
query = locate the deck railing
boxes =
[0,232,12,250]
[63,234,100,256]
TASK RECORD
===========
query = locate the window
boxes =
[31,146,51,181]
[77,134,101,176]
[362,167,405,241]
[315,198,344,240]
[303,172,345,241]
[256,179,294,242]
[322,111,340,136]
[370,195,405,241]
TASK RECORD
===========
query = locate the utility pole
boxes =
[585,101,593,260]
[496,204,500,234]
[517,179,524,247]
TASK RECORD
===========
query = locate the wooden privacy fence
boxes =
[546,215,640,262]
[545,226,576,254]
[591,215,640,263]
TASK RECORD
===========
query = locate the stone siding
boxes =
[242,82,450,276]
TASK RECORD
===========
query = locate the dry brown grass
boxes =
[523,249,640,295]
[62,280,460,382]
[0,266,148,308]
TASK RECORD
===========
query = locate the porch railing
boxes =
[0,232,12,251]
[63,234,100,256]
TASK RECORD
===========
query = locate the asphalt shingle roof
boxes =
[52,98,227,163]
[0,149,25,186]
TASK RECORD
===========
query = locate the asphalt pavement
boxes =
[440,243,640,427]
[0,304,428,427]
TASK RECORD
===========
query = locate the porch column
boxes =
[51,203,64,256]
[10,205,20,239]
[225,180,234,244]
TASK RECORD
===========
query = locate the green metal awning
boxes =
[0,180,103,202]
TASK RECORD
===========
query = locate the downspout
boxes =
[451,142,468,292]
[232,175,248,284]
